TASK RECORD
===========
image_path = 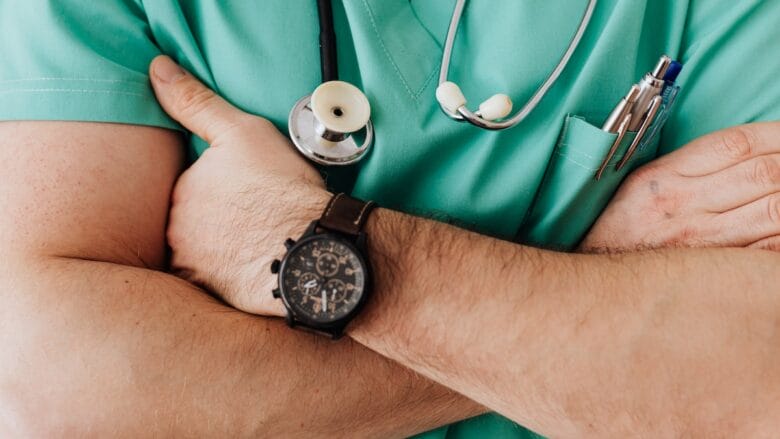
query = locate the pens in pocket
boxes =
[595,55,683,180]
[626,56,670,131]
[602,85,640,133]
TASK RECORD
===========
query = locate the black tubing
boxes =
[316,0,338,82]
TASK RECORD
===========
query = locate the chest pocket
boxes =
[519,115,661,250]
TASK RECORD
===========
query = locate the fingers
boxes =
[749,236,780,252]
[653,122,780,177]
[149,55,251,144]
[688,153,780,212]
[709,193,780,246]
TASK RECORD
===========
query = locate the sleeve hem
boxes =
[0,84,182,131]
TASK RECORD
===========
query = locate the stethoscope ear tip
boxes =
[478,94,513,121]
[436,81,467,115]
[436,81,514,123]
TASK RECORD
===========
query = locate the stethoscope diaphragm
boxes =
[288,80,374,166]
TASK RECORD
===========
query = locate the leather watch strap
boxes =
[318,193,377,236]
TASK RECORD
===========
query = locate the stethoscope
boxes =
[288,0,598,166]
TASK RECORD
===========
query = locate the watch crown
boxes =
[284,238,296,249]
[270,259,281,274]
[272,288,281,299]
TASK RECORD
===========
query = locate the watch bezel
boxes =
[277,232,372,332]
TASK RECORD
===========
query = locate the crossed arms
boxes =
[1,58,779,437]
[0,122,480,438]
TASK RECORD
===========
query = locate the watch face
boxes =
[279,234,368,325]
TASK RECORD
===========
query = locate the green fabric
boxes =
[2,0,780,437]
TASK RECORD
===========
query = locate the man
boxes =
[2,0,780,437]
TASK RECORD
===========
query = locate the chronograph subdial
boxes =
[296,272,321,296]
[312,276,354,314]
[315,251,341,277]
[323,279,348,305]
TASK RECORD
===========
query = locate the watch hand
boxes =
[322,289,327,312]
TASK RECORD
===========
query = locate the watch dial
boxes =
[280,235,367,324]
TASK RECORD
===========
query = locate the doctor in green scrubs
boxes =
[2,0,780,437]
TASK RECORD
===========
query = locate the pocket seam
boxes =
[553,148,657,172]
[554,115,659,172]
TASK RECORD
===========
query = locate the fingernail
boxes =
[153,56,185,83]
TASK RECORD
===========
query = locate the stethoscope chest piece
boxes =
[288,80,374,166]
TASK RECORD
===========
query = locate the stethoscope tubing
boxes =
[438,0,599,130]
[317,0,339,82]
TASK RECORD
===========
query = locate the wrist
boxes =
[269,191,381,335]
[226,184,332,318]
[347,206,430,343]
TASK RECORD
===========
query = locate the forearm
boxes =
[0,255,481,438]
[349,207,780,436]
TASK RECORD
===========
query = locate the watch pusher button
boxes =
[284,238,296,249]
[270,259,281,274]
[272,288,281,299]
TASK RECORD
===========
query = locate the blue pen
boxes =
[660,60,683,103]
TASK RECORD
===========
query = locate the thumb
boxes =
[149,55,249,144]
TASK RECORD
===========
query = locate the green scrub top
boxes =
[2,0,779,437]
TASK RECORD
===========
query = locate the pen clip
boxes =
[640,84,682,151]
[616,95,663,171]
[595,112,632,181]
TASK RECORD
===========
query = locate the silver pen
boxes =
[602,84,640,133]
[626,55,670,131]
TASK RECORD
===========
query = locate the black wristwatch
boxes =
[270,193,377,339]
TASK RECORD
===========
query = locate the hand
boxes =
[581,123,780,253]
[149,55,330,317]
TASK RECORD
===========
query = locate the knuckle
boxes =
[755,238,780,252]
[166,223,182,249]
[165,205,189,250]
[716,126,757,160]
[174,82,218,118]
[767,194,780,227]
[665,225,703,248]
[251,114,275,131]
[218,113,273,144]
[748,156,780,186]
[229,113,265,136]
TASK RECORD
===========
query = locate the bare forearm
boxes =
[349,208,780,436]
[0,256,481,437]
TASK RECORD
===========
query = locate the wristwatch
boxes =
[270,193,377,339]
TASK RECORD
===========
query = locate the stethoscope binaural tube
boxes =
[436,0,599,130]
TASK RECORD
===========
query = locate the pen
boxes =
[602,85,640,133]
[616,94,663,171]
[595,55,683,180]
[660,60,683,101]
[627,55,670,131]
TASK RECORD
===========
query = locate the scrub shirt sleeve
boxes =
[0,0,178,130]
[660,0,780,154]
